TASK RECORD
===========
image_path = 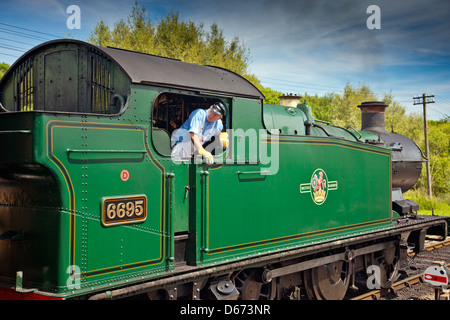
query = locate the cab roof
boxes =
[3,39,264,100]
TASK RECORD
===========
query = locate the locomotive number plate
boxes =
[102,195,147,227]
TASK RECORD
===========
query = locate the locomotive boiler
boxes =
[0,39,447,300]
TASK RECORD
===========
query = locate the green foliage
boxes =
[0,62,10,79]
[415,121,450,196]
[405,189,450,216]
[303,92,333,122]
[88,3,284,106]
[258,86,283,105]
[88,4,250,77]
[329,82,378,128]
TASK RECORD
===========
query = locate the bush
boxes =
[404,189,450,216]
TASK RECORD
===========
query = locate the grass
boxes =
[404,189,450,217]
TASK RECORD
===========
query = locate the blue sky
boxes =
[0,0,449,120]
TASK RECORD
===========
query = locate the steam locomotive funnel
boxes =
[358,101,423,197]
[358,101,388,133]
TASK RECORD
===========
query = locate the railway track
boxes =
[350,237,450,300]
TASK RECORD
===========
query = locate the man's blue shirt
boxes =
[171,109,223,146]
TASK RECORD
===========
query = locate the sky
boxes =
[0,0,449,120]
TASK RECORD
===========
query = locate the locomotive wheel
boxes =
[303,260,351,300]
[365,246,400,289]
[234,269,275,300]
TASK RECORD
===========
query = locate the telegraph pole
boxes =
[413,93,435,198]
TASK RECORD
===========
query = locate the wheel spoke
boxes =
[366,247,400,289]
[304,259,351,300]
[234,268,275,300]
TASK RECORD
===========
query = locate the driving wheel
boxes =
[303,260,351,300]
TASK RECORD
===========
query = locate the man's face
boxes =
[207,106,223,122]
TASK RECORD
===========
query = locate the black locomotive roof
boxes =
[101,46,264,100]
[3,39,264,100]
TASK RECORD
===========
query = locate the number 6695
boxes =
[102,195,147,226]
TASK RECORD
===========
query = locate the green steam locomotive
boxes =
[0,40,447,300]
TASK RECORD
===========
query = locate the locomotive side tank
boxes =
[0,40,447,300]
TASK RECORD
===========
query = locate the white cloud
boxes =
[1,0,449,119]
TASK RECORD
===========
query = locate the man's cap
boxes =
[211,102,226,117]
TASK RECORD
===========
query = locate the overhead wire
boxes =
[0,22,61,61]
[434,95,450,108]
[259,76,343,91]
[0,28,52,42]
[428,95,450,117]
[0,44,28,53]
[0,22,59,40]
[258,75,417,99]
[259,75,449,120]
[0,52,20,58]
[0,22,449,120]
[0,37,36,47]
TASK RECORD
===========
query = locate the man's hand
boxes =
[198,147,214,164]
[219,132,229,149]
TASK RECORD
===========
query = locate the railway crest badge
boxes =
[300,169,338,205]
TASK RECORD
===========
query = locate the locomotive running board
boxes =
[88,215,448,300]
[267,240,397,281]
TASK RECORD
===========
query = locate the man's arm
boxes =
[189,132,203,150]
[190,132,213,164]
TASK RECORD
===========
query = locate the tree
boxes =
[415,121,450,195]
[303,92,333,122]
[329,83,378,128]
[88,3,251,79]
[0,62,9,79]
[259,86,283,105]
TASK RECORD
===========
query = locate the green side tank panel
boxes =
[194,135,392,265]
[182,99,393,266]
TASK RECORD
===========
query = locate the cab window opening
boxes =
[151,92,228,156]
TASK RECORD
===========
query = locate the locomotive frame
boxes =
[0,40,447,300]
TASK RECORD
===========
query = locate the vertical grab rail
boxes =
[165,172,175,264]
[200,170,210,258]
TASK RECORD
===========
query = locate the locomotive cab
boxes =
[0,39,266,297]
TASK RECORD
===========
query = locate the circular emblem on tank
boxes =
[310,169,328,205]
[299,168,338,205]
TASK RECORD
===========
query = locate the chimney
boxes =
[357,101,388,133]
[279,93,302,107]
